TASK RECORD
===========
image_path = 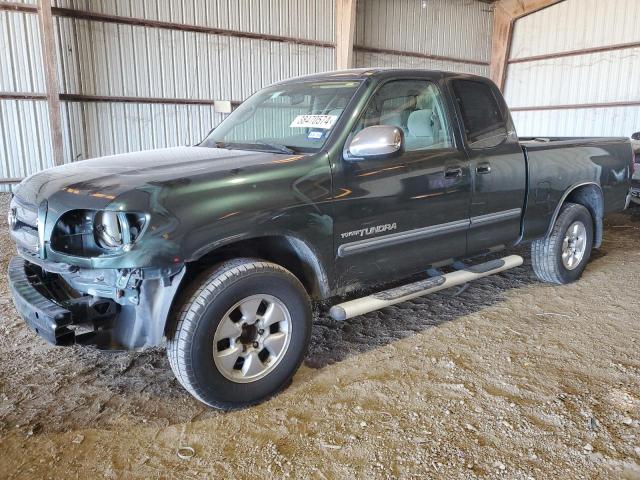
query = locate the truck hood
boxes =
[15,146,303,208]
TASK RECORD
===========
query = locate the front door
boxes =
[332,78,471,291]
[449,78,527,254]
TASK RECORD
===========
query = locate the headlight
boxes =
[51,209,147,256]
[94,211,146,251]
[94,211,123,249]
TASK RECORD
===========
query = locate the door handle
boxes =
[476,162,492,174]
[444,166,463,179]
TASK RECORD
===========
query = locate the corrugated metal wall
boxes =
[354,0,493,76]
[1,100,53,179]
[61,102,220,161]
[0,0,335,190]
[54,0,335,164]
[0,8,50,188]
[0,9,43,93]
[55,19,334,101]
[353,50,489,76]
[504,0,640,137]
[53,0,335,42]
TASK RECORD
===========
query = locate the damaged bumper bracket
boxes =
[8,256,75,345]
[8,256,120,347]
[8,255,186,350]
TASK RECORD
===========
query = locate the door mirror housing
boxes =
[347,125,404,160]
[632,132,640,141]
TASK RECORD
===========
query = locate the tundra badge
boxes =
[341,223,397,239]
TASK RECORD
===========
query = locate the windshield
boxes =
[201,80,362,154]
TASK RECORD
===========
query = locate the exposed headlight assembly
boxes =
[94,211,146,251]
[51,209,147,257]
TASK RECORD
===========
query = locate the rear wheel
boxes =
[531,202,594,284]
[167,258,312,409]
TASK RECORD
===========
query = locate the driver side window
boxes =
[355,80,454,151]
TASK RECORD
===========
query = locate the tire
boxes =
[167,258,312,409]
[531,202,594,284]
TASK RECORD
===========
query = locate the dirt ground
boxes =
[0,192,639,479]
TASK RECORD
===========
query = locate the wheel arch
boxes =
[546,182,604,248]
[186,234,331,300]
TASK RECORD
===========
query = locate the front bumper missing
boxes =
[8,255,186,349]
[8,256,118,346]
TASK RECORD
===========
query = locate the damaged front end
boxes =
[7,195,185,350]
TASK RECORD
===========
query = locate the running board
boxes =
[329,255,523,321]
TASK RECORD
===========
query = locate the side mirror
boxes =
[347,125,404,159]
[632,132,640,141]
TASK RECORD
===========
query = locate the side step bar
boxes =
[329,255,523,321]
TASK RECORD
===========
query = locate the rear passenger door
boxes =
[449,79,527,254]
[332,78,471,288]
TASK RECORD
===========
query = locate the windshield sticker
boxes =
[290,114,338,130]
[308,130,324,139]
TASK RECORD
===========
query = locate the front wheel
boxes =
[167,259,312,409]
[531,202,594,284]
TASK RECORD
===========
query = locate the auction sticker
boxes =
[308,131,324,139]
[290,114,337,129]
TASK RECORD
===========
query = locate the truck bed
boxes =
[520,136,632,242]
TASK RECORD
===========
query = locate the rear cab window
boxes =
[451,80,508,149]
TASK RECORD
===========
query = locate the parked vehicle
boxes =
[631,132,640,204]
[7,69,633,408]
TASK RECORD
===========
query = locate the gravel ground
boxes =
[0,192,639,479]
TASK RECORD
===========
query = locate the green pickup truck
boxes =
[7,69,634,409]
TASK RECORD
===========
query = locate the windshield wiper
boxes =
[213,140,297,154]
[254,141,297,154]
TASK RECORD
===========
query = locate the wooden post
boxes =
[37,0,64,166]
[335,0,357,70]
[490,0,563,91]
[490,6,513,90]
